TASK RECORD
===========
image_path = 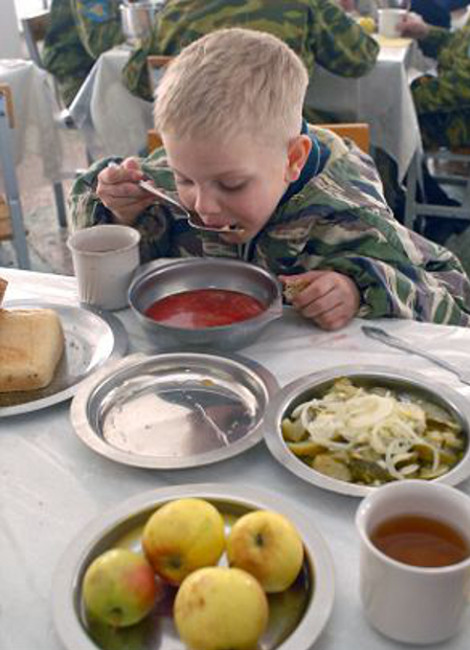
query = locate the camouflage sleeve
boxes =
[311,0,379,77]
[417,25,453,58]
[121,33,156,101]
[72,0,124,59]
[411,27,470,113]
[315,216,470,326]
[69,152,175,262]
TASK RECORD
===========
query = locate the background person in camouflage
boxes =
[71,28,470,329]
[122,0,379,122]
[43,0,124,106]
[397,12,470,149]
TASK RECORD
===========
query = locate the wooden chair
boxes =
[147,122,370,154]
[0,84,30,268]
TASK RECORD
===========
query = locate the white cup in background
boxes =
[356,480,470,645]
[378,8,406,37]
[67,225,141,311]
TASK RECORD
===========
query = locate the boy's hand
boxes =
[96,157,156,225]
[280,270,360,331]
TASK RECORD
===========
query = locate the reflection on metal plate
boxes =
[52,484,335,650]
[0,300,128,417]
[71,353,279,468]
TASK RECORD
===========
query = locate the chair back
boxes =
[148,121,370,155]
[21,10,50,68]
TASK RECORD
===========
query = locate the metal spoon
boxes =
[362,325,470,386]
[107,161,244,233]
[139,179,245,234]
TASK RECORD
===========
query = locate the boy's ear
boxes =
[285,134,312,183]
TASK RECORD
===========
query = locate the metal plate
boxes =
[0,300,128,417]
[70,352,279,468]
[52,483,335,650]
[264,365,470,498]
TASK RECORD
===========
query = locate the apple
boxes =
[87,613,156,650]
[174,566,269,650]
[82,548,158,627]
[227,510,304,593]
[142,497,225,584]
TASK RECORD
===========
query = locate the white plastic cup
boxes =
[67,225,141,311]
[378,8,407,37]
[356,480,470,644]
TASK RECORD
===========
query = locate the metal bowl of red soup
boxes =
[128,258,283,350]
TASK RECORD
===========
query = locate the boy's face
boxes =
[162,132,307,243]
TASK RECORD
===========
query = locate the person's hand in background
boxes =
[398,12,431,39]
[280,270,360,331]
[96,158,155,225]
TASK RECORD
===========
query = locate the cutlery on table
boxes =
[362,325,470,386]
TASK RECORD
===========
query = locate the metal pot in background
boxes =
[119,1,163,43]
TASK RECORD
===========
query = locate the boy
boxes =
[70,28,470,330]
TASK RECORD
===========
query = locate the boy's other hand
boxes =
[280,271,360,331]
[96,157,155,225]
[397,13,430,40]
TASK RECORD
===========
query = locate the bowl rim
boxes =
[264,364,470,498]
[128,258,283,334]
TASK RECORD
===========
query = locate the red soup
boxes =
[145,289,266,329]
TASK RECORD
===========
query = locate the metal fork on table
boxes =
[362,325,470,386]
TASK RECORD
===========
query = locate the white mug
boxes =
[67,224,141,311]
[356,480,470,644]
[378,8,407,37]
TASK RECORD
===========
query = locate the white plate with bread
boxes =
[0,299,128,417]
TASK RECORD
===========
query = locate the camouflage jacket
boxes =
[412,17,470,115]
[43,0,124,106]
[122,0,379,102]
[70,126,470,325]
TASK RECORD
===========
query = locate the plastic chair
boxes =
[404,148,470,232]
[0,84,31,269]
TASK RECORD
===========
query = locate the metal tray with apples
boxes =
[52,483,335,650]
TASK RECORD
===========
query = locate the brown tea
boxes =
[370,514,470,567]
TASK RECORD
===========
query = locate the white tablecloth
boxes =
[70,41,423,181]
[2,266,470,650]
[0,59,66,186]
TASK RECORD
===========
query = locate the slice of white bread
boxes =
[0,308,65,392]
[0,277,7,306]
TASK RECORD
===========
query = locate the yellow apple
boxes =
[142,497,225,585]
[174,566,269,650]
[227,510,304,592]
[82,549,158,627]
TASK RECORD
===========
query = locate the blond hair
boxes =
[153,28,309,147]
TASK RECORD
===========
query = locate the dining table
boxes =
[0,59,66,189]
[69,35,426,182]
[2,265,470,650]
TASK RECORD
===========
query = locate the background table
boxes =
[0,59,66,187]
[2,267,470,650]
[70,38,423,181]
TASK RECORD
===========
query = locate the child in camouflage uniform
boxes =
[43,0,124,106]
[122,0,379,110]
[399,11,470,149]
[70,28,470,330]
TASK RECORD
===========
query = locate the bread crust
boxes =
[0,277,7,306]
[0,308,65,392]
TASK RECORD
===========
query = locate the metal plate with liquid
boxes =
[52,483,335,650]
[0,300,128,417]
[70,352,279,468]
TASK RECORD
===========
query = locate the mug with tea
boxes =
[356,480,470,644]
[67,224,141,311]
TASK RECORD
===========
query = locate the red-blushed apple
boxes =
[174,566,269,650]
[82,549,158,627]
[227,510,304,592]
[142,497,225,585]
